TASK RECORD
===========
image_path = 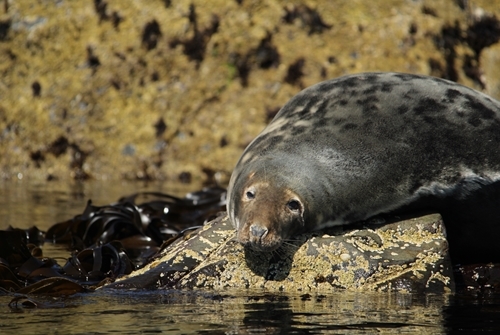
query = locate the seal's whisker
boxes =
[283,238,303,243]
[279,242,301,254]
[272,248,284,258]
[273,246,294,259]
[282,240,300,247]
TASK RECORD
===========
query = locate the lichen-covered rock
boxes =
[107,213,453,293]
[1,1,499,182]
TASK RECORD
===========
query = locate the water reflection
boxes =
[239,292,445,334]
[1,181,500,334]
[0,290,451,334]
[443,294,500,333]
[0,180,195,231]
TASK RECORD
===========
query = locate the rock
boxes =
[106,213,454,293]
[481,43,500,100]
[1,1,499,182]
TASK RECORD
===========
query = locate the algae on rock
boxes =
[1,0,499,182]
[108,213,453,293]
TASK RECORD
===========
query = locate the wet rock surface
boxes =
[108,213,453,293]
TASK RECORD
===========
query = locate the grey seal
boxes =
[227,72,500,261]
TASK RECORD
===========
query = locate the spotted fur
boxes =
[227,72,500,253]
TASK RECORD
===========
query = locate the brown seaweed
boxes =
[0,186,226,304]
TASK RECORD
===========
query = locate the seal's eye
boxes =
[287,199,302,212]
[245,190,255,200]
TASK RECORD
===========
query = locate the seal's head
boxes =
[228,168,306,252]
[226,145,334,252]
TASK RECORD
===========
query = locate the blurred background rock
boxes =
[0,0,499,184]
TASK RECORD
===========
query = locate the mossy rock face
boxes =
[107,213,453,293]
[1,1,499,182]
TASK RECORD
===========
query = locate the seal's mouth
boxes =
[242,239,281,253]
[237,224,283,252]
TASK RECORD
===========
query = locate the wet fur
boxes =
[227,72,500,262]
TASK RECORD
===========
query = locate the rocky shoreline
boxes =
[1,0,499,183]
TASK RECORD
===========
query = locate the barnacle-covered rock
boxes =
[107,213,453,293]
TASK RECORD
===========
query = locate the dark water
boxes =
[1,180,500,334]
[0,290,447,334]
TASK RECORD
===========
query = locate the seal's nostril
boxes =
[250,225,268,238]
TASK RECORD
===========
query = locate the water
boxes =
[0,290,449,334]
[1,180,500,334]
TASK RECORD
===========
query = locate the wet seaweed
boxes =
[0,186,226,303]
